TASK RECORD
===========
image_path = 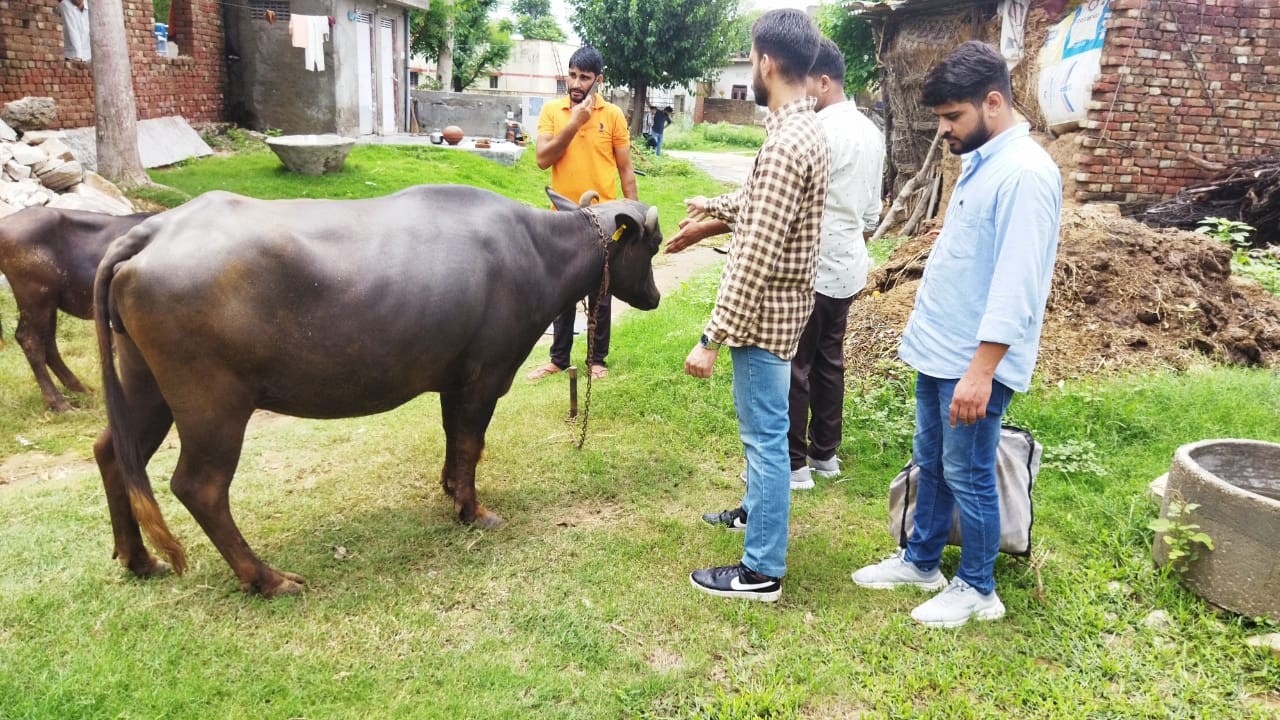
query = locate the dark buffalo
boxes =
[93,185,661,597]
[0,207,150,411]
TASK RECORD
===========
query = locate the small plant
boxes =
[1196,216,1255,248]
[1149,497,1214,573]
[1043,438,1106,478]
[1196,216,1280,296]
[264,127,284,137]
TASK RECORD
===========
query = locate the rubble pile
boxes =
[0,113,134,220]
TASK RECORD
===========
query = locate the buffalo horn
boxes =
[578,190,600,207]
[644,206,659,235]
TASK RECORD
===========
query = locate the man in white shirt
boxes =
[55,0,91,61]
[787,38,884,488]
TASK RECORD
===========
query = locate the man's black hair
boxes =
[921,40,1012,108]
[568,46,604,76]
[809,37,845,83]
[751,9,820,83]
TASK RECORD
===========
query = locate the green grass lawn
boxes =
[662,121,766,153]
[1,146,1278,719]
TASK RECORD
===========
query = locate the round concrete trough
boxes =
[1154,439,1280,622]
[265,134,356,175]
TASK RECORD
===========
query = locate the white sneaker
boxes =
[851,551,948,591]
[738,466,815,491]
[806,454,841,478]
[909,577,1006,628]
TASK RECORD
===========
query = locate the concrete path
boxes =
[665,149,756,186]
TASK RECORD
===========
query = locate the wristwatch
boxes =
[698,333,722,351]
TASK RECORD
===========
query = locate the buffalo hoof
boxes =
[48,398,73,413]
[472,507,504,529]
[122,555,171,579]
[244,568,307,598]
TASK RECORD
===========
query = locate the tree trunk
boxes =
[628,80,648,138]
[90,0,148,187]
[438,9,455,92]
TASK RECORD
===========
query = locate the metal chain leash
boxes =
[567,209,611,449]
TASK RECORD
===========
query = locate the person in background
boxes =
[785,38,885,489]
[55,0,91,62]
[851,40,1061,628]
[651,106,673,156]
[526,46,637,382]
[665,8,829,603]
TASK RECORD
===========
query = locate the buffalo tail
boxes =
[93,226,188,575]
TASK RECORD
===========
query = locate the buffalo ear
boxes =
[611,211,644,244]
[545,186,578,211]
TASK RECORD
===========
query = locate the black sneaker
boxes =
[701,506,747,530]
[690,563,781,602]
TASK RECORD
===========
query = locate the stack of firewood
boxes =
[1142,154,1280,247]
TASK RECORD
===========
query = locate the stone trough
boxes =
[1154,439,1280,622]
[265,134,356,175]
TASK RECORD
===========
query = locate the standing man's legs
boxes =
[788,293,852,474]
[734,346,792,579]
[853,372,1012,625]
[654,132,664,156]
[548,303,577,370]
[587,292,612,373]
[903,373,1011,587]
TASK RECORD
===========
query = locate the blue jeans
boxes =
[653,132,664,156]
[903,372,1013,594]
[733,346,792,578]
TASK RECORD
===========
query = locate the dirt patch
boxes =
[643,647,685,673]
[847,204,1280,382]
[547,501,629,530]
[0,448,97,492]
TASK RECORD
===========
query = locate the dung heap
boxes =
[846,204,1280,382]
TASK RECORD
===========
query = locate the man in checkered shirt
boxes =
[665,8,829,603]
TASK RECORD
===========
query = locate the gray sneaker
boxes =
[806,454,841,478]
[851,551,948,591]
[910,577,1006,628]
[738,466,815,490]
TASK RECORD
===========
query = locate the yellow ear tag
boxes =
[611,224,627,241]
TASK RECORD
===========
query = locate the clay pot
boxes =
[442,126,464,145]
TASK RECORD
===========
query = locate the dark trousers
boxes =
[788,293,853,470]
[549,292,612,369]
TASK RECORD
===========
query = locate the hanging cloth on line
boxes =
[288,14,330,72]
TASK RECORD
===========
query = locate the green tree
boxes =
[518,14,566,41]
[410,0,513,92]
[512,0,552,17]
[568,0,741,134]
[818,2,880,96]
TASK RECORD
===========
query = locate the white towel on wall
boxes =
[289,14,330,71]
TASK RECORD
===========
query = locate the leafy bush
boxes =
[1196,216,1280,295]
[663,121,765,152]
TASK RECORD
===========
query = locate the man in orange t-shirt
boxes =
[526,46,637,382]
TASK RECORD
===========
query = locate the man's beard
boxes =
[946,115,993,155]
[752,69,769,108]
[569,90,585,105]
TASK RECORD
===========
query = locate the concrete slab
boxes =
[60,116,213,171]
[357,133,526,166]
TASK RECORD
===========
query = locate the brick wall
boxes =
[701,98,760,126]
[1076,0,1280,203]
[0,0,225,129]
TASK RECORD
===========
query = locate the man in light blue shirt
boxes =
[852,41,1061,628]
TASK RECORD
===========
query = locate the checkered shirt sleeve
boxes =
[703,98,830,360]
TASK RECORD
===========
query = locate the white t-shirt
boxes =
[814,100,884,299]
[56,0,91,61]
